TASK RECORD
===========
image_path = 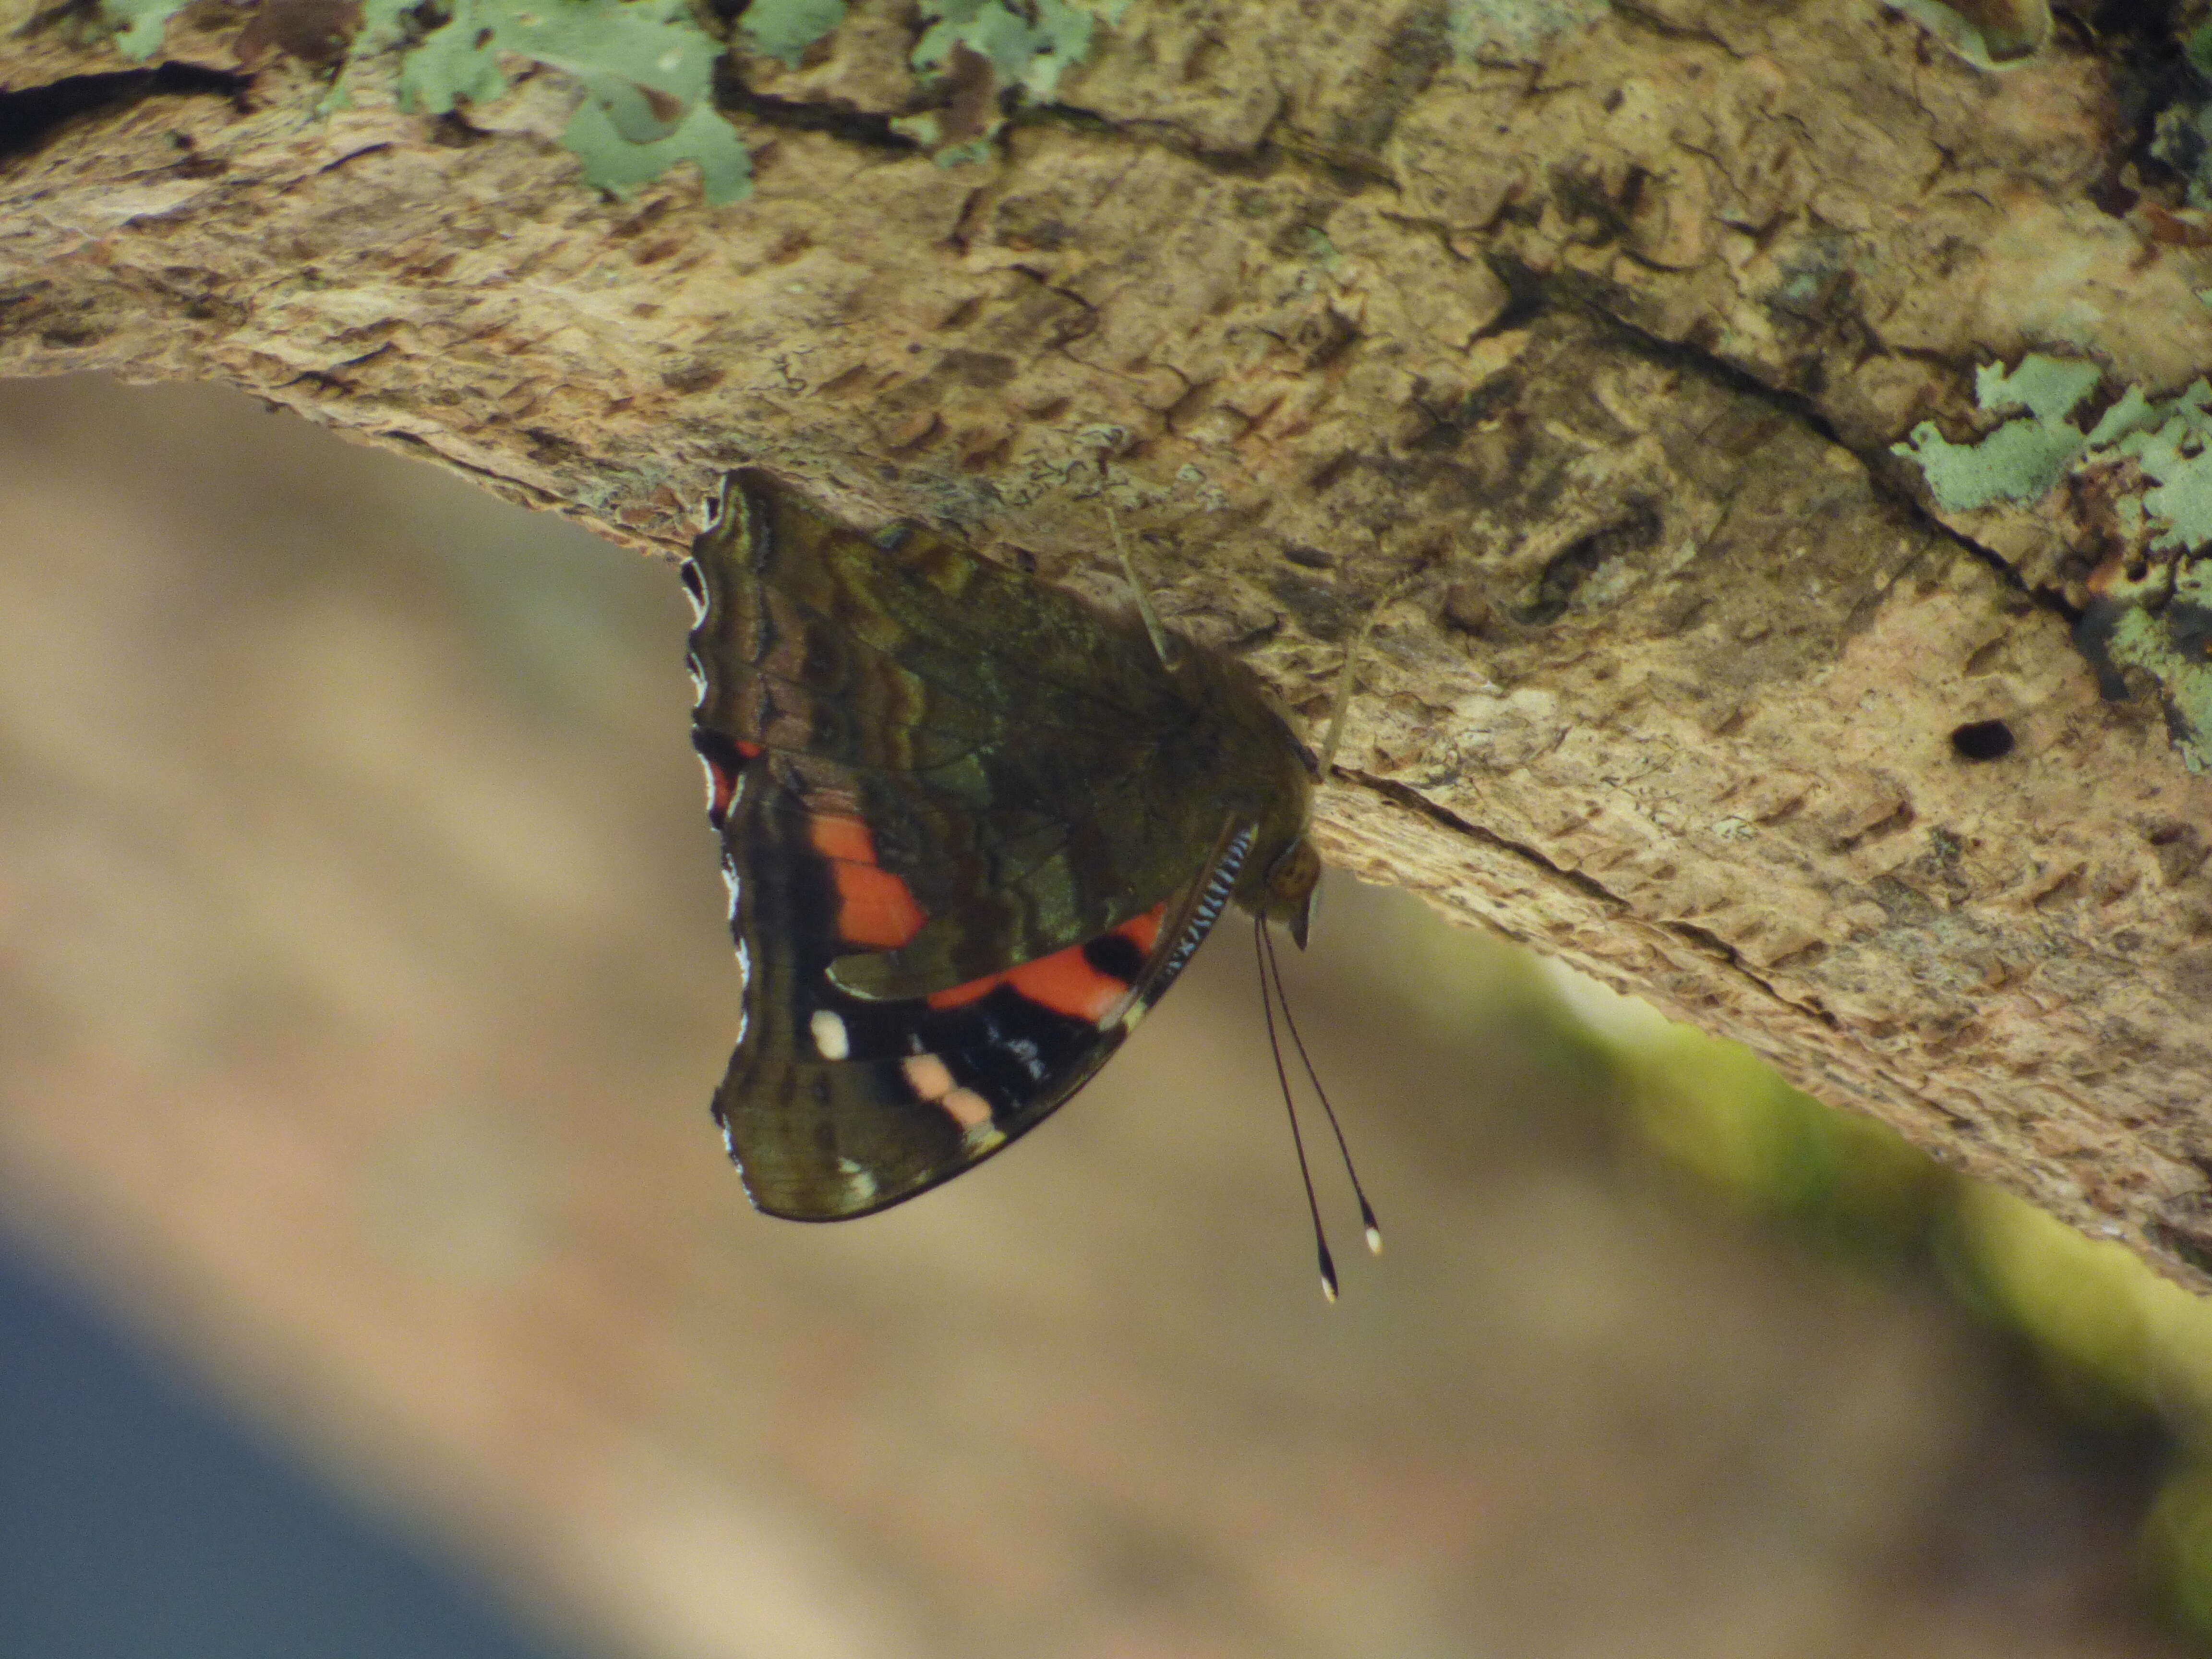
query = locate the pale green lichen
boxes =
[102,0,1124,193]
[100,0,192,59]
[2108,382,2212,554]
[1898,354,2212,771]
[1894,356,2212,550]
[913,0,1127,96]
[1892,355,2104,512]
[1446,0,1608,66]
[1882,0,2051,70]
[345,0,752,202]
[108,0,757,203]
[740,0,848,66]
[2100,601,2212,774]
[914,0,1094,96]
[562,95,753,201]
[898,0,1121,160]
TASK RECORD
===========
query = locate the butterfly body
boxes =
[685,469,1318,1219]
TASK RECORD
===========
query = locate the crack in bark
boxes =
[0,61,245,158]
[1570,302,2091,627]
[1350,769,1845,1034]
[1348,767,1624,903]
[714,63,919,152]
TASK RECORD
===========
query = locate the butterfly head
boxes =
[1259,834,1322,949]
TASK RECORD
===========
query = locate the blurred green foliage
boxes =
[1573,982,2212,1638]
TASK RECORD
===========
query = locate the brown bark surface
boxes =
[4,0,2211,1286]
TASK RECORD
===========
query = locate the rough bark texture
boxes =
[4,0,2211,1285]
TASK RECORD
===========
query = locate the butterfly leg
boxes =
[1104,496,1174,669]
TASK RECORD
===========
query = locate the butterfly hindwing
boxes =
[708,757,1256,1216]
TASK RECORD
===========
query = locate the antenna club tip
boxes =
[1320,1275,1339,1303]
[1364,1226,1384,1256]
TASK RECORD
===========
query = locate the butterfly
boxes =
[682,469,1330,1229]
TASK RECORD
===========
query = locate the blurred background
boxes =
[5,376,2212,1659]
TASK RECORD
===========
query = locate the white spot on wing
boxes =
[809,1008,850,1060]
[901,1054,996,1134]
[939,1086,993,1132]
[834,1156,877,1202]
[902,1053,954,1099]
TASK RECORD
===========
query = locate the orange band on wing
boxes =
[1115,907,1162,955]
[807,816,925,948]
[1006,946,1127,1023]
[925,974,998,1011]
[831,862,926,949]
[926,902,1168,1022]
[809,813,877,865]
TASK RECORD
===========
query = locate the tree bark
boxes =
[4,0,2211,1285]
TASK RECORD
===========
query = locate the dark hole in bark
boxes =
[1950,720,2017,761]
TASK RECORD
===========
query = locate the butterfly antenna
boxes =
[1260,918,1382,1256]
[1257,914,1339,1302]
[1103,492,1175,669]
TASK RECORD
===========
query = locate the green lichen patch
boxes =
[740,0,847,66]
[1445,0,1609,66]
[1892,355,2104,513]
[895,0,1120,159]
[99,0,763,203]
[345,0,752,202]
[101,0,193,58]
[562,92,753,201]
[1895,357,2212,554]
[912,0,1102,98]
[2081,583,2212,773]
[2108,381,2212,555]
[1899,355,2212,772]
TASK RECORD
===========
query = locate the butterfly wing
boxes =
[712,763,1253,1217]
[685,469,1292,1219]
